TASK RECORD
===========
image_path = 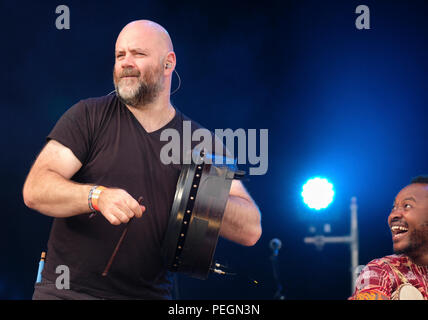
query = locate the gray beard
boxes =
[114,77,162,107]
[113,65,164,107]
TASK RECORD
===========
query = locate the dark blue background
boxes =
[1,0,427,299]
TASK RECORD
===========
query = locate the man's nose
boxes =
[388,207,404,223]
[120,53,136,68]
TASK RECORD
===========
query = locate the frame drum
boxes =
[161,150,243,279]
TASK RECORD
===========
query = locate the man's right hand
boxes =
[97,188,145,225]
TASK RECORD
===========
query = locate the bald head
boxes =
[116,20,173,57]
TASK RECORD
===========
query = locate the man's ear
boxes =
[164,51,176,74]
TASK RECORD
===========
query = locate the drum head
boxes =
[398,284,423,300]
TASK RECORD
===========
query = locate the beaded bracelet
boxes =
[88,186,106,212]
[88,186,98,212]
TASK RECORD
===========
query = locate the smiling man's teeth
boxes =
[391,226,408,232]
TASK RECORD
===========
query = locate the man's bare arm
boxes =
[23,140,143,224]
[219,180,262,246]
[23,140,92,217]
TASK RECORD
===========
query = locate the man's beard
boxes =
[394,226,428,259]
[113,64,164,107]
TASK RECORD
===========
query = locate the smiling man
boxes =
[349,176,428,300]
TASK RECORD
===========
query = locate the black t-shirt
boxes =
[41,94,208,299]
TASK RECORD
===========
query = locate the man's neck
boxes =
[408,252,428,266]
[126,97,175,133]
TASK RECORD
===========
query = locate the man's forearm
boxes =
[23,169,92,218]
[220,195,262,246]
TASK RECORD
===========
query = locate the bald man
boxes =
[23,20,262,300]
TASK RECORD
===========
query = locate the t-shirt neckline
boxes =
[119,99,180,135]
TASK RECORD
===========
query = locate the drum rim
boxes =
[161,150,239,279]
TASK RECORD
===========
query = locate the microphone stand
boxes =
[270,250,285,300]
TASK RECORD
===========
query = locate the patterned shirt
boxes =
[349,254,428,300]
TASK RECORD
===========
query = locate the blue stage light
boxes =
[301,177,335,210]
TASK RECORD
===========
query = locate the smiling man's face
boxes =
[388,183,428,262]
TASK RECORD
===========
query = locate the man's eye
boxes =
[404,203,412,209]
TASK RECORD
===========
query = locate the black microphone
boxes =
[269,238,282,257]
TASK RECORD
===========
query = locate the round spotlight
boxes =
[301,177,335,210]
